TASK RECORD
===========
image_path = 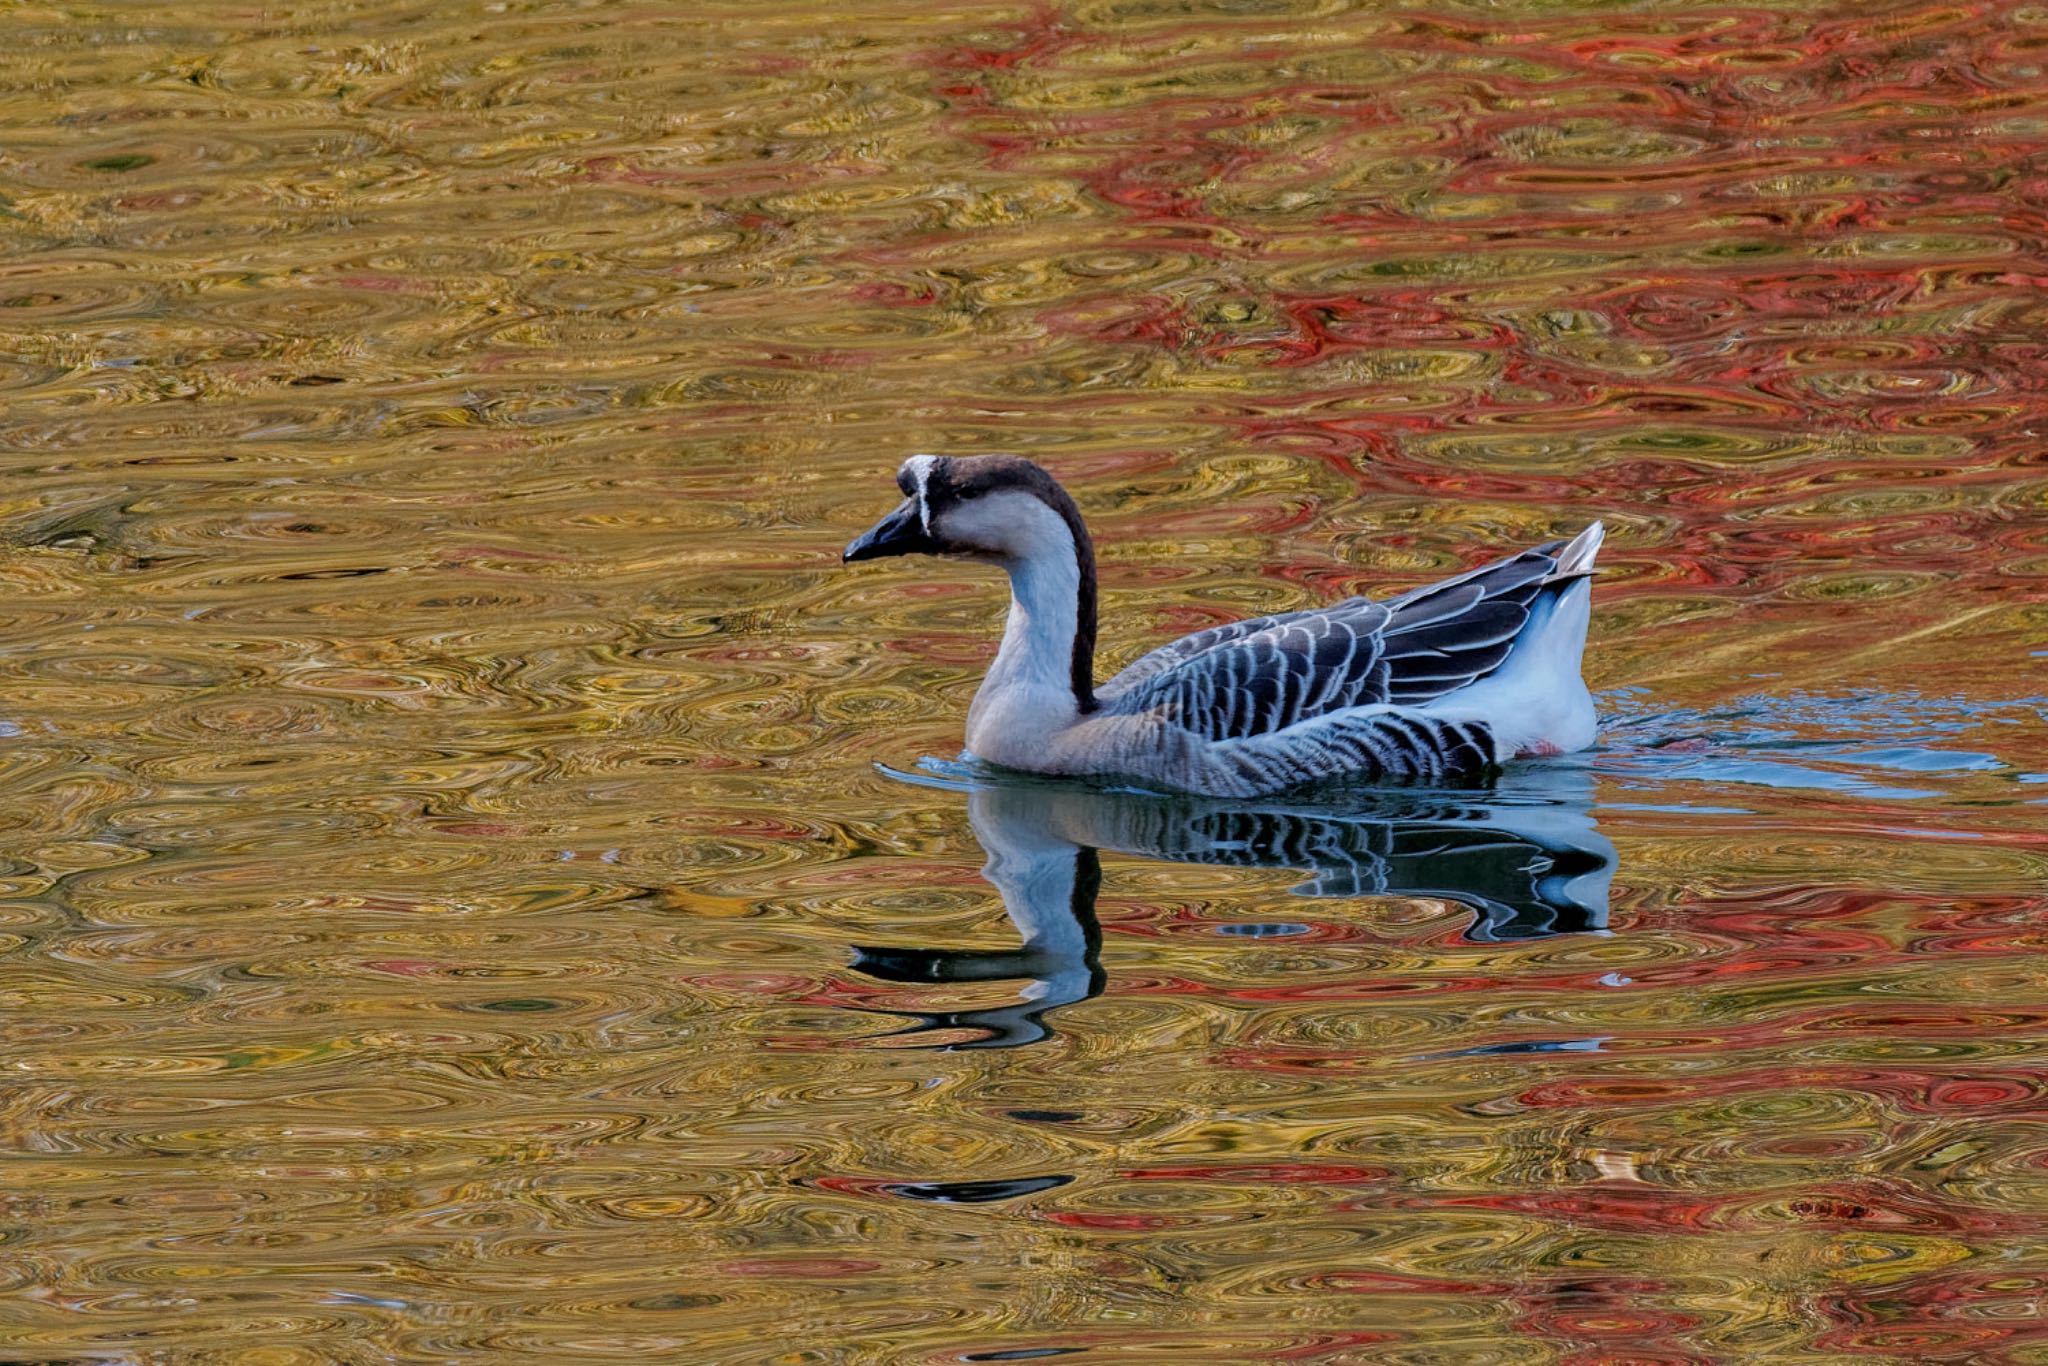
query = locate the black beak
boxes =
[843,497,938,563]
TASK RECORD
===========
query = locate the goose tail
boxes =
[1547,520,1605,582]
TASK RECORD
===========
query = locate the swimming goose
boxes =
[843,454,1604,797]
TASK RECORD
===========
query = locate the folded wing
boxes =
[1097,541,1571,742]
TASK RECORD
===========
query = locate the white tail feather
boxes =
[1551,520,1605,580]
[1423,576,1596,757]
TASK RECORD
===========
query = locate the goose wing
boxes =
[1098,541,1572,742]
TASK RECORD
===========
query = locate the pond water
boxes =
[3,1,2047,1361]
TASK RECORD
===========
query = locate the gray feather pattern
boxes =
[1210,711,1501,792]
[1097,542,1572,771]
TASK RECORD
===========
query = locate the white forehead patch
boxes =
[901,454,940,534]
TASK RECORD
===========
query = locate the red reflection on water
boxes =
[791,5,2048,1355]
[896,0,2048,673]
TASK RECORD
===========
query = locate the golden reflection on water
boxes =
[2,0,2047,1360]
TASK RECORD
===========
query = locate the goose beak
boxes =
[844,498,938,563]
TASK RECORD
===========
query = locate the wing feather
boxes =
[1095,608,1309,701]
[1098,542,1575,743]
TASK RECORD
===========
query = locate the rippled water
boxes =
[4,1,2047,1360]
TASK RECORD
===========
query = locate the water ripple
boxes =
[0,0,2044,1359]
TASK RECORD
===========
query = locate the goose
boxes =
[843,454,1604,797]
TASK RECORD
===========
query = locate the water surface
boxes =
[2,1,2046,1361]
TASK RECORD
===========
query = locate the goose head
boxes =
[844,452,1103,723]
[842,454,1091,567]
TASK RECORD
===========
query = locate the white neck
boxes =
[988,542,1080,695]
[956,493,1087,762]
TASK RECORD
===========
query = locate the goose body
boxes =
[844,454,1603,798]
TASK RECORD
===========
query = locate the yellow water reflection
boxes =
[0,0,2044,1361]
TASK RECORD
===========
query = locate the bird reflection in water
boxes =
[853,767,1616,1049]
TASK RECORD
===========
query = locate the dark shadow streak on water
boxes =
[875,1175,1076,1204]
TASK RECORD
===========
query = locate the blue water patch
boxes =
[1835,746,2003,773]
[1592,687,2029,802]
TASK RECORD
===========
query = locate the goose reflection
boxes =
[853,767,1616,1049]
